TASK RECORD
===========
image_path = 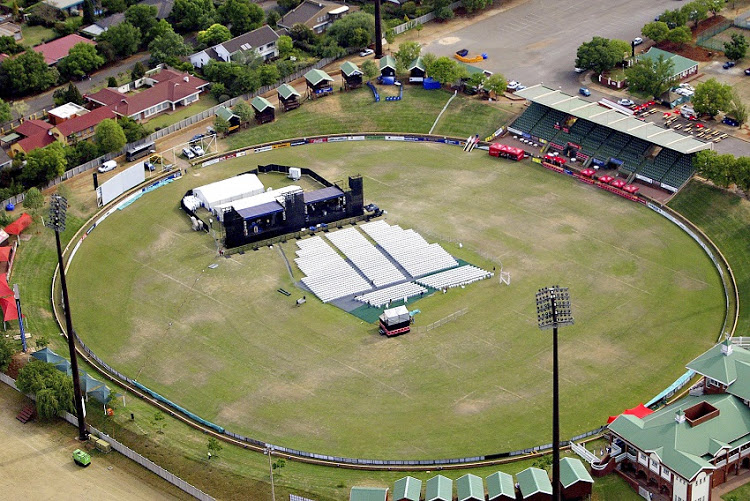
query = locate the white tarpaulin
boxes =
[214,185,302,221]
[97,164,146,207]
[193,174,264,213]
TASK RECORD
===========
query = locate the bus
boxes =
[126,141,155,162]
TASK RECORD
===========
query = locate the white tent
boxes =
[214,185,303,221]
[193,174,265,213]
[379,305,410,326]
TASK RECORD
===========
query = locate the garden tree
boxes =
[53,83,85,106]
[23,187,44,219]
[207,437,223,457]
[147,19,173,42]
[151,411,167,433]
[461,0,491,14]
[666,26,692,48]
[266,10,281,28]
[103,0,127,13]
[327,12,375,49]
[641,21,670,43]
[101,22,141,58]
[693,150,736,187]
[0,51,58,97]
[466,71,486,90]
[54,16,82,37]
[258,64,280,86]
[82,0,95,24]
[148,26,190,65]
[0,98,10,123]
[289,23,315,44]
[95,118,127,154]
[11,0,18,20]
[314,37,345,58]
[23,142,66,186]
[0,36,23,55]
[131,61,146,80]
[107,76,118,87]
[58,42,105,80]
[118,116,149,142]
[218,0,263,36]
[624,54,676,99]
[272,458,286,471]
[575,37,630,74]
[233,100,253,123]
[361,59,378,80]
[385,28,396,46]
[0,337,12,371]
[682,0,708,28]
[426,56,465,84]
[277,35,293,57]
[532,454,553,472]
[734,156,750,192]
[659,8,688,27]
[484,73,507,95]
[394,41,421,72]
[433,0,454,20]
[724,33,748,62]
[198,23,232,46]
[34,334,50,349]
[213,115,230,135]
[210,82,227,100]
[277,0,300,13]
[125,4,158,46]
[169,0,216,33]
[728,89,748,125]
[701,0,724,16]
[692,78,733,118]
[64,140,99,167]
[10,100,27,120]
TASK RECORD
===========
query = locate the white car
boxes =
[182,147,195,159]
[633,37,643,46]
[617,98,635,107]
[574,67,586,73]
[515,84,527,91]
[359,48,374,57]
[191,145,205,156]
[679,83,695,91]
[507,81,519,91]
[97,160,117,173]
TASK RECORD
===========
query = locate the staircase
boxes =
[16,404,36,424]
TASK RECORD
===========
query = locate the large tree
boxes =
[258,64,280,86]
[0,35,23,56]
[148,25,190,65]
[425,56,466,84]
[23,142,66,186]
[461,0,492,13]
[682,0,708,28]
[95,118,127,155]
[327,12,376,49]
[125,4,158,45]
[659,8,688,27]
[667,26,692,48]
[169,0,215,33]
[0,51,58,97]
[198,23,232,46]
[395,41,421,72]
[58,42,105,79]
[724,33,748,61]
[118,116,149,143]
[277,35,293,57]
[484,73,507,95]
[575,37,630,74]
[0,98,10,123]
[218,0,263,36]
[233,100,253,124]
[701,0,724,16]
[101,21,141,58]
[53,83,85,106]
[625,54,676,99]
[15,360,75,420]
[641,21,670,43]
[692,78,733,118]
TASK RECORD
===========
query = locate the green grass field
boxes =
[64,140,724,460]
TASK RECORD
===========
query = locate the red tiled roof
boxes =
[0,53,9,62]
[32,34,96,65]
[54,106,116,137]
[15,119,53,138]
[16,133,55,153]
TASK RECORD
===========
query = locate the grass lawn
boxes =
[21,25,56,47]
[65,140,724,459]
[145,95,219,130]
[722,482,750,500]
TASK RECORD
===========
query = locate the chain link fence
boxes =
[696,18,734,51]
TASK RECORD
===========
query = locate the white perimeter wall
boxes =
[97,163,146,207]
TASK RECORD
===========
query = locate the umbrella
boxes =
[598,175,614,184]
[0,273,14,297]
[580,168,596,177]
[31,347,65,364]
[611,179,626,188]
[88,385,112,405]
[54,359,72,376]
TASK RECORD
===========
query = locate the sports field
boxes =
[66,141,725,460]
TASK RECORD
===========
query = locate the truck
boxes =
[72,448,91,467]
[379,305,411,337]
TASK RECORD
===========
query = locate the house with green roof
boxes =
[516,467,552,500]
[340,61,363,90]
[425,475,452,501]
[350,486,388,501]
[304,68,334,98]
[456,473,484,501]
[250,96,275,125]
[393,476,421,501]
[276,83,300,112]
[379,55,396,78]
[485,471,515,500]
[607,340,750,501]
[215,105,241,133]
[559,457,592,500]
[408,57,426,83]
[636,47,698,82]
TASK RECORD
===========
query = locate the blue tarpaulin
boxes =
[646,370,695,407]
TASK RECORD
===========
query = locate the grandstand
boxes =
[416,265,494,290]
[295,236,372,303]
[325,227,406,287]
[511,85,712,192]
[355,282,428,308]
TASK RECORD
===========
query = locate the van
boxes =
[98,160,117,173]
[680,106,695,118]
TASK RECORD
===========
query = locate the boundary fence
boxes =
[391,2,461,35]
[696,18,736,51]
[735,11,750,29]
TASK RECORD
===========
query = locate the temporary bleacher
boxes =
[416,265,493,290]
[354,282,428,308]
[325,227,406,287]
[295,236,372,303]
[360,220,458,278]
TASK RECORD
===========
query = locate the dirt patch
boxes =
[674,272,709,291]
[694,15,730,37]
[657,41,714,62]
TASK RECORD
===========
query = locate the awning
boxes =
[0,295,17,321]
[598,175,614,184]
[236,201,283,220]
[0,246,12,262]
[607,403,654,424]
[5,213,31,235]
[611,178,626,188]
[0,273,13,297]
[31,346,65,364]
[304,187,344,204]
[580,168,596,177]
[623,184,640,194]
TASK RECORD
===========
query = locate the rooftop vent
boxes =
[683,401,720,427]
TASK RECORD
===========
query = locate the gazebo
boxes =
[304,68,334,99]
[250,96,276,125]
[277,83,301,111]
[408,57,426,83]
[379,54,396,78]
[341,61,363,90]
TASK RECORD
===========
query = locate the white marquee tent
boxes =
[193,174,265,213]
[214,185,303,221]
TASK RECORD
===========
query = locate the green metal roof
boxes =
[514,85,712,155]
[215,105,238,122]
[425,475,452,501]
[1,132,19,142]
[341,61,362,77]
[379,55,396,71]
[408,57,425,72]
[728,361,750,401]
[559,457,593,489]
[393,476,422,501]
[251,96,275,112]
[456,473,484,501]
[517,467,552,498]
[458,61,486,76]
[687,340,750,386]
[350,486,388,501]
[276,83,300,100]
[608,393,750,481]
[486,471,515,500]
[638,47,698,77]
[304,68,334,86]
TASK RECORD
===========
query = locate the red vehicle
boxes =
[489,143,525,161]
[379,306,411,337]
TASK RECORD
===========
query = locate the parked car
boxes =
[579,87,591,97]
[359,48,374,57]
[745,67,750,75]
[191,145,205,156]
[723,61,736,69]
[190,133,204,144]
[144,161,155,172]
[97,160,117,173]
[618,98,635,107]
[182,147,195,159]
[723,116,740,127]
[455,49,469,57]
[206,126,216,136]
[678,83,694,91]
[574,67,586,73]
[515,84,527,91]
[507,81,519,91]
[632,37,643,46]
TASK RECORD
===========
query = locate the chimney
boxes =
[722,338,734,356]
[184,76,189,82]
[675,410,685,424]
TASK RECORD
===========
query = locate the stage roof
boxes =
[304,186,343,204]
[237,201,283,220]
[515,85,712,155]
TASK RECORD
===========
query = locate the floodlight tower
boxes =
[48,194,88,441]
[535,286,574,501]
[374,0,383,59]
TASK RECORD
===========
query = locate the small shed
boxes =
[350,486,388,501]
[379,54,396,77]
[517,467,552,501]
[341,61,363,90]
[251,96,276,125]
[425,475,453,501]
[486,471,515,501]
[456,473,484,501]
[216,106,241,133]
[393,476,422,501]
[304,68,334,98]
[408,57,426,83]
[560,457,593,501]
[277,83,301,111]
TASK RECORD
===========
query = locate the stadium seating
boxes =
[662,155,694,189]
[326,227,406,288]
[295,236,372,303]
[416,265,493,290]
[355,282,427,308]
[510,103,548,133]
[530,109,567,141]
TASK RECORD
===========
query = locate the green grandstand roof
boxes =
[639,47,698,77]
[215,105,238,122]
[379,55,396,71]
[304,68,334,86]
[393,476,422,501]
[687,340,750,386]
[425,475,452,501]
[277,83,300,100]
[485,471,515,500]
[341,61,362,77]
[456,474,484,501]
[517,467,552,498]
[251,96,275,112]
[559,458,593,489]
[515,85,712,155]
[408,57,425,72]
[350,486,388,501]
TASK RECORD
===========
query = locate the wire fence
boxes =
[696,18,735,51]
[735,11,750,29]
[420,307,468,333]
[391,2,461,35]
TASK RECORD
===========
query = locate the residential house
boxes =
[85,69,209,121]
[636,48,698,81]
[10,120,55,157]
[250,96,275,125]
[50,106,116,145]
[82,12,125,37]
[0,23,23,41]
[48,102,88,125]
[278,0,349,34]
[43,0,86,15]
[189,25,280,68]
[33,34,96,65]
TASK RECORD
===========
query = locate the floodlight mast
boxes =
[48,194,88,441]
[536,286,573,501]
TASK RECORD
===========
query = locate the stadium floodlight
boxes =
[536,286,574,501]
[48,194,88,441]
